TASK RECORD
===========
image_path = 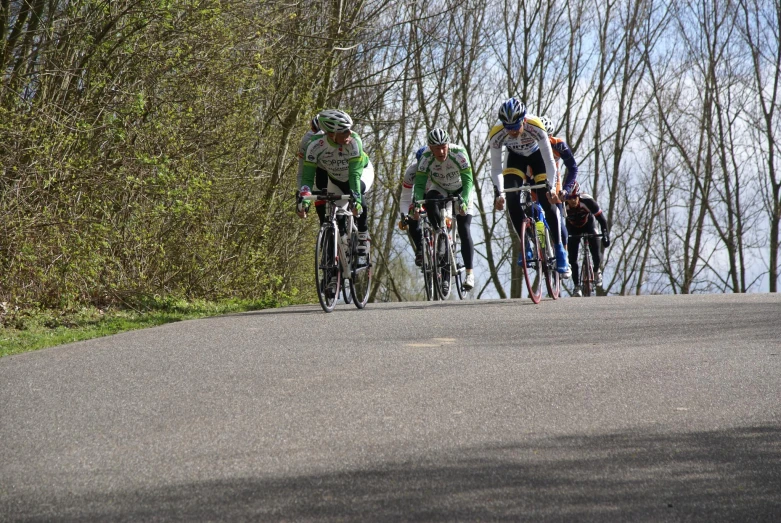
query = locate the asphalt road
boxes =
[1,294,780,521]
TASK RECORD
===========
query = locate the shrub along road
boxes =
[1,294,780,521]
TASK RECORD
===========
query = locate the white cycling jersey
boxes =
[488,114,557,194]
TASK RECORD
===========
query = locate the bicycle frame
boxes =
[415,195,465,300]
[505,184,560,301]
[301,191,371,311]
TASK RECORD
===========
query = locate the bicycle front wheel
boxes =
[520,220,542,304]
[350,231,371,309]
[542,225,560,300]
[582,243,594,297]
[342,278,353,304]
[434,232,453,300]
[422,234,436,301]
[315,225,340,312]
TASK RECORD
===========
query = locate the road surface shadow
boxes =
[5,425,780,522]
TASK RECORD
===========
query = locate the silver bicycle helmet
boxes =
[318,109,353,134]
[427,128,449,146]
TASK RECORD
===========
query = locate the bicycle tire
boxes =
[342,277,353,304]
[542,224,560,299]
[349,230,371,309]
[520,219,543,304]
[434,231,453,300]
[582,240,593,297]
[315,225,340,312]
[422,230,436,301]
[452,229,467,299]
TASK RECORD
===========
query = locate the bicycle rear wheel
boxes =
[520,220,542,304]
[452,230,467,299]
[542,225,560,300]
[315,225,340,312]
[350,231,371,309]
[434,232,453,300]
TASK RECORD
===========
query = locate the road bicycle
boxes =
[505,184,560,303]
[569,232,601,297]
[300,191,372,312]
[415,196,468,300]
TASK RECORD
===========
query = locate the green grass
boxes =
[0,297,287,358]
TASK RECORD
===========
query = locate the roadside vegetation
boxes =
[0,296,291,358]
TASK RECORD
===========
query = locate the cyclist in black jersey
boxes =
[564,182,610,296]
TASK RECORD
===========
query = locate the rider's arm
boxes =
[301,161,317,189]
[453,147,474,204]
[347,133,366,204]
[584,196,608,233]
[488,124,505,195]
[297,131,317,189]
[413,169,427,204]
[552,139,578,196]
[301,138,319,189]
[400,162,417,215]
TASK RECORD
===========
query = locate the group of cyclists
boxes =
[295,98,610,299]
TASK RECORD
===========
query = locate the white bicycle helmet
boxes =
[539,115,555,135]
[427,128,449,145]
[318,109,353,134]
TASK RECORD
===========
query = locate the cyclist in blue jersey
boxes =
[539,115,579,246]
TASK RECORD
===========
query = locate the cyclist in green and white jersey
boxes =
[411,128,476,291]
[298,109,374,254]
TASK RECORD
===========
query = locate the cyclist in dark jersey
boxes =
[564,182,610,296]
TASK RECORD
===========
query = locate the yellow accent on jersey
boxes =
[525,115,545,131]
[503,167,524,178]
[534,173,548,183]
[489,124,506,140]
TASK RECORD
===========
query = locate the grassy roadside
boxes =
[0,297,290,359]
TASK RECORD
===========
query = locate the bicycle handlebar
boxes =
[299,191,356,202]
[502,183,549,193]
[568,232,604,239]
[414,195,463,206]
